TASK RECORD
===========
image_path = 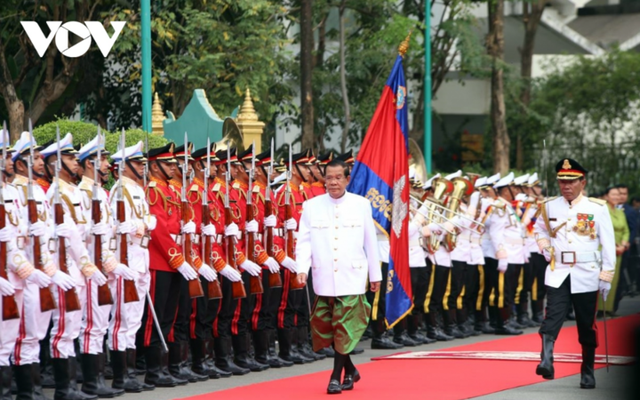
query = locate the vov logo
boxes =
[21,21,126,58]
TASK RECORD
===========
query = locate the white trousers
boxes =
[108,271,150,351]
[79,279,111,355]
[0,290,23,366]
[50,285,86,359]
[13,281,53,365]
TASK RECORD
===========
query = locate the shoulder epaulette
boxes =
[212,183,221,192]
[148,181,157,188]
[252,185,260,193]
[588,197,606,206]
[232,182,240,189]
[189,184,198,192]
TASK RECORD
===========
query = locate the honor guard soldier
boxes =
[486,172,525,335]
[523,173,547,324]
[77,133,130,398]
[275,150,314,364]
[12,131,76,400]
[44,133,109,400]
[108,141,156,393]
[478,172,500,331]
[309,151,331,197]
[1,132,53,399]
[140,142,197,388]
[535,159,615,389]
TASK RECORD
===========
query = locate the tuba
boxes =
[443,177,473,251]
[215,118,245,153]
[425,178,453,254]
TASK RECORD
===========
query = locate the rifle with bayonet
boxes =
[245,143,263,295]
[115,128,139,303]
[92,129,114,306]
[0,122,20,320]
[225,146,246,299]
[264,138,282,288]
[181,133,204,299]
[53,125,81,312]
[202,138,222,300]
[285,144,304,290]
[27,121,56,313]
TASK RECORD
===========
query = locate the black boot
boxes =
[52,358,97,400]
[535,334,555,380]
[14,364,35,400]
[190,339,219,379]
[371,320,403,349]
[253,331,286,368]
[213,337,250,375]
[443,309,467,339]
[111,350,145,393]
[167,342,202,383]
[277,329,312,364]
[232,335,269,372]
[316,347,337,357]
[393,323,419,347]
[495,308,522,335]
[531,300,544,326]
[31,363,51,400]
[81,354,124,398]
[125,349,154,391]
[1,366,13,400]
[144,346,179,388]
[290,328,314,363]
[264,331,293,367]
[203,339,232,378]
[425,312,454,341]
[297,327,325,360]
[579,346,596,389]
[39,342,55,389]
[408,314,435,344]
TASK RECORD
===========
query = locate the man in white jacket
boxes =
[296,159,381,395]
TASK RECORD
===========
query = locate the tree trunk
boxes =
[517,0,548,169]
[488,0,509,174]
[300,0,315,150]
[338,2,350,153]
[0,40,25,140]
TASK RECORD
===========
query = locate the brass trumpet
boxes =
[410,195,485,228]
[443,177,473,251]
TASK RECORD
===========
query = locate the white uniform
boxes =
[486,197,528,264]
[78,176,116,355]
[534,194,615,293]
[296,192,382,297]
[108,176,155,351]
[47,180,90,359]
[12,175,56,365]
[0,183,29,366]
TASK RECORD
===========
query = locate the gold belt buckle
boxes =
[561,251,576,264]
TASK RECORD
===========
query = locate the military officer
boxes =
[523,173,547,324]
[108,141,156,393]
[479,172,500,331]
[296,158,381,394]
[534,159,615,389]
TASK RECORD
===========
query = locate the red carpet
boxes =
[179,314,639,400]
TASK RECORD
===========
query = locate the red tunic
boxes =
[190,177,227,272]
[310,181,326,197]
[146,177,183,272]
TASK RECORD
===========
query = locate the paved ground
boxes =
[43,297,640,400]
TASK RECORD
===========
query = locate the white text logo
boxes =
[21,21,126,58]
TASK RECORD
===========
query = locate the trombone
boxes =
[409,205,455,236]
[410,195,485,229]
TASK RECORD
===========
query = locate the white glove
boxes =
[264,215,277,228]
[240,259,261,276]
[181,221,196,235]
[146,215,157,231]
[426,222,442,236]
[0,277,15,296]
[497,258,508,273]
[29,221,47,237]
[542,247,552,262]
[112,264,137,281]
[219,265,242,282]
[198,264,217,282]
[245,220,259,233]
[87,269,107,286]
[27,269,52,288]
[263,257,280,274]
[117,221,138,235]
[599,280,611,301]
[56,222,72,238]
[90,222,111,236]
[225,223,240,238]
[202,223,217,237]
[51,270,75,291]
[177,262,198,280]
[0,227,12,242]
[285,218,297,231]
[281,256,298,273]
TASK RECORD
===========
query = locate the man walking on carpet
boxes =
[295,158,382,394]
[534,158,615,389]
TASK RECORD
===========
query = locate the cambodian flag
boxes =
[347,54,412,328]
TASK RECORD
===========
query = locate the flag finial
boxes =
[398,31,412,57]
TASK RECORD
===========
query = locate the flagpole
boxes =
[141,0,152,133]
[424,0,432,174]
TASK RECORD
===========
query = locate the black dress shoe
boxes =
[327,379,342,394]
[341,370,361,391]
[495,326,523,335]
[393,332,419,347]
[371,336,403,350]
[316,347,335,358]
[350,347,365,355]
